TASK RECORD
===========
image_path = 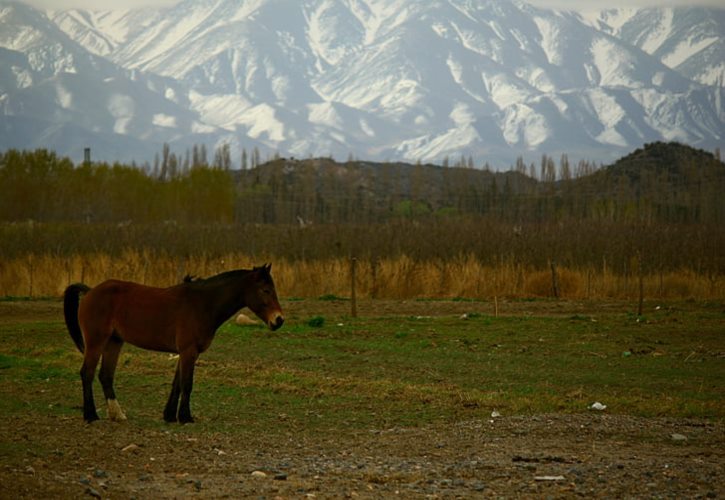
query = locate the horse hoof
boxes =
[107,399,127,422]
[179,415,195,424]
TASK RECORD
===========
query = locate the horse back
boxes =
[79,279,200,353]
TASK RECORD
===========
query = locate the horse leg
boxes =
[177,349,199,424]
[80,346,103,422]
[99,336,126,422]
[163,360,181,423]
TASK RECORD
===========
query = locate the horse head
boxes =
[246,264,284,331]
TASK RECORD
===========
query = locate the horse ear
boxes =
[265,263,272,272]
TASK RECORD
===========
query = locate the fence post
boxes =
[550,260,560,299]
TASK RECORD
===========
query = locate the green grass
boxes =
[0,301,722,437]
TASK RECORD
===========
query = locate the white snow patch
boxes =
[652,71,665,87]
[308,102,342,129]
[359,118,375,137]
[12,67,32,88]
[152,113,177,128]
[447,55,463,85]
[630,88,694,143]
[697,62,725,87]
[500,101,553,149]
[578,8,637,33]
[271,73,293,102]
[588,88,625,128]
[526,67,556,93]
[55,84,72,109]
[533,16,562,66]
[484,73,530,109]
[639,9,673,54]
[485,20,505,41]
[590,37,638,88]
[431,22,452,39]
[379,79,423,112]
[107,94,135,135]
[662,37,718,69]
[189,91,253,131]
[596,128,628,147]
[450,102,474,127]
[396,124,480,162]
[164,87,177,103]
[191,121,216,134]
[238,103,286,142]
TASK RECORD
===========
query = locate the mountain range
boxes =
[1,0,723,168]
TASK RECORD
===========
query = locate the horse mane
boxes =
[182,266,271,288]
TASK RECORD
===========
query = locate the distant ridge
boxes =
[0,1,723,166]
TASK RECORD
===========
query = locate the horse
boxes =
[63,264,284,424]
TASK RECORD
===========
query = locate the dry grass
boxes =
[1,252,722,301]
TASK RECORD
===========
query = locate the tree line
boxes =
[2,142,721,227]
[0,142,723,280]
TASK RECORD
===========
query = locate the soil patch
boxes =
[2,413,722,498]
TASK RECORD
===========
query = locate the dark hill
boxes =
[233,142,723,224]
[569,142,725,223]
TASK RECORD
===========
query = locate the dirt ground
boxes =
[1,299,723,499]
[2,412,723,499]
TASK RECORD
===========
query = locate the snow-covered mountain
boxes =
[1,0,723,167]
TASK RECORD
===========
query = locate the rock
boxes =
[534,475,565,481]
[24,466,35,475]
[93,468,108,478]
[274,473,288,480]
[671,433,687,441]
[251,470,267,478]
[235,313,259,326]
[589,402,607,411]
[121,443,139,453]
[85,487,101,498]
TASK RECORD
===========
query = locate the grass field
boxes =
[1,298,722,432]
[1,298,723,498]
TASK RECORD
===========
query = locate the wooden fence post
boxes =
[550,260,560,299]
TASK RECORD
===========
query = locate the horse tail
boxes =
[64,283,90,353]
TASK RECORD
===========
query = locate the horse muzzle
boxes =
[268,312,284,331]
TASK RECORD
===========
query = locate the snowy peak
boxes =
[0,0,723,167]
[581,7,725,86]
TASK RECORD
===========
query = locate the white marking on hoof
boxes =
[107,399,127,422]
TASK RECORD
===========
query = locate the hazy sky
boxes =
[19,0,725,10]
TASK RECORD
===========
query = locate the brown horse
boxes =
[63,264,284,423]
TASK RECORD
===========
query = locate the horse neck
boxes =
[203,271,253,329]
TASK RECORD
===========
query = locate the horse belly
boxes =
[115,315,179,353]
[110,285,182,353]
